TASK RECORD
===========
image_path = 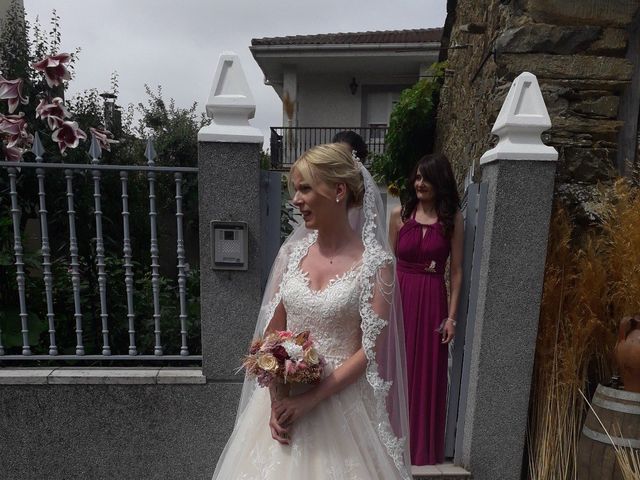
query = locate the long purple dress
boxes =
[396,211,450,465]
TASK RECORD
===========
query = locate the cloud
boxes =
[23,0,445,149]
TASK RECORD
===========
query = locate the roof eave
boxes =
[250,42,441,55]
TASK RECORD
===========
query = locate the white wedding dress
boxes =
[212,233,406,479]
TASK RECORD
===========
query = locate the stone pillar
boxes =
[457,72,558,479]
[198,52,264,381]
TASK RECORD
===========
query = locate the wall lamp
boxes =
[349,77,359,95]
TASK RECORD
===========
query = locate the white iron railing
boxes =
[0,134,200,361]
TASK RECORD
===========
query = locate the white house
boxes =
[250,28,442,167]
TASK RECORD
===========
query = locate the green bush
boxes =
[371,62,445,198]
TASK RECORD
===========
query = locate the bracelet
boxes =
[445,318,457,327]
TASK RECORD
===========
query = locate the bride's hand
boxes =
[269,405,290,445]
[273,392,317,427]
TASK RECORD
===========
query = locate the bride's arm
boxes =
[264,301,293,444]
[264,301,286,334]
[309,348,367,403]
[273,349,367,428]
[265,301,291,406]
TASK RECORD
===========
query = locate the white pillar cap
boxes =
[198,52,264,144]
[480,71,558,165]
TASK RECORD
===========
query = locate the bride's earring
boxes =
[336,197,340,203]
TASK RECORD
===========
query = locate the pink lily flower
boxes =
[31,53,72,88]
[0,113,32,148]
[90,127,119,152]
[0,76,29,114]
[3,144,24,162]
[36,97,70,130]
[52,121,87,154]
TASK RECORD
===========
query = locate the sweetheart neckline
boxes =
[295,232,364,295]
[295,261,363,295]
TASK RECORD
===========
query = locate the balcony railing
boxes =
[269,126,388,170]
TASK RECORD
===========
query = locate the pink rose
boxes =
[31,53,72,88]
[36,97,70,130]
[90,127,118,152]
[52,121,87,154]
[0,76,29,114]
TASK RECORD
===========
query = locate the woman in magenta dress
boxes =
[388,153,463,465]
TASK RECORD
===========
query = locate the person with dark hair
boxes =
[388,153,464,465]
[332,130,368,161]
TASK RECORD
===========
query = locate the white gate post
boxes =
[456,72,558,479]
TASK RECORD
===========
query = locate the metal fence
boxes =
[269,126,388,169]
[0,135,201,362]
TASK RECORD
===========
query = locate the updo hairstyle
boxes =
[290,143,364,208]
[332,130,368,161]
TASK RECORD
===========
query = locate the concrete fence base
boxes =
[0,380,237,480]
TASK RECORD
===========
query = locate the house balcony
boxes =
[269,126,388,170]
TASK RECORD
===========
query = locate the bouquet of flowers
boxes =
[242,330,326,387]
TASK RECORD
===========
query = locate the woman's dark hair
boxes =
[332,130,368,161]
[402,153,460,238]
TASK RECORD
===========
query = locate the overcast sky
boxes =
[23,0,446,148]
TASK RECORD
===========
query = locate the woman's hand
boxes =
[273,392,318,428]
[269,404,290,445]
[442,318,456,344]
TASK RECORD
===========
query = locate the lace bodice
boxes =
[280,232,363,365]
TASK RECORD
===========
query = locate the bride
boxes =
[212,143,411,479]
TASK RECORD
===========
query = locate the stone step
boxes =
[412,463,471,479]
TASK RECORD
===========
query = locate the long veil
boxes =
[232,159,411,479]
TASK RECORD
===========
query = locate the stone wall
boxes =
[436,0,639,222]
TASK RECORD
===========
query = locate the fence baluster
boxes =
[33,134,58,355]
[175,173,189,356]
[65,169,84,355]
[7,164,30,355]
[120,171,137,355]
[146,139,163,355]
[90,136,110,355]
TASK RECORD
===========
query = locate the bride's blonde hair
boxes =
[289,143,364,208]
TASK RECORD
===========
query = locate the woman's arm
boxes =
[273,345,367,428]
[264,301,286,335]
[308,349,367,404]
[266,301,290,405]
[443,210,464,344]
[264,301,292,444]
